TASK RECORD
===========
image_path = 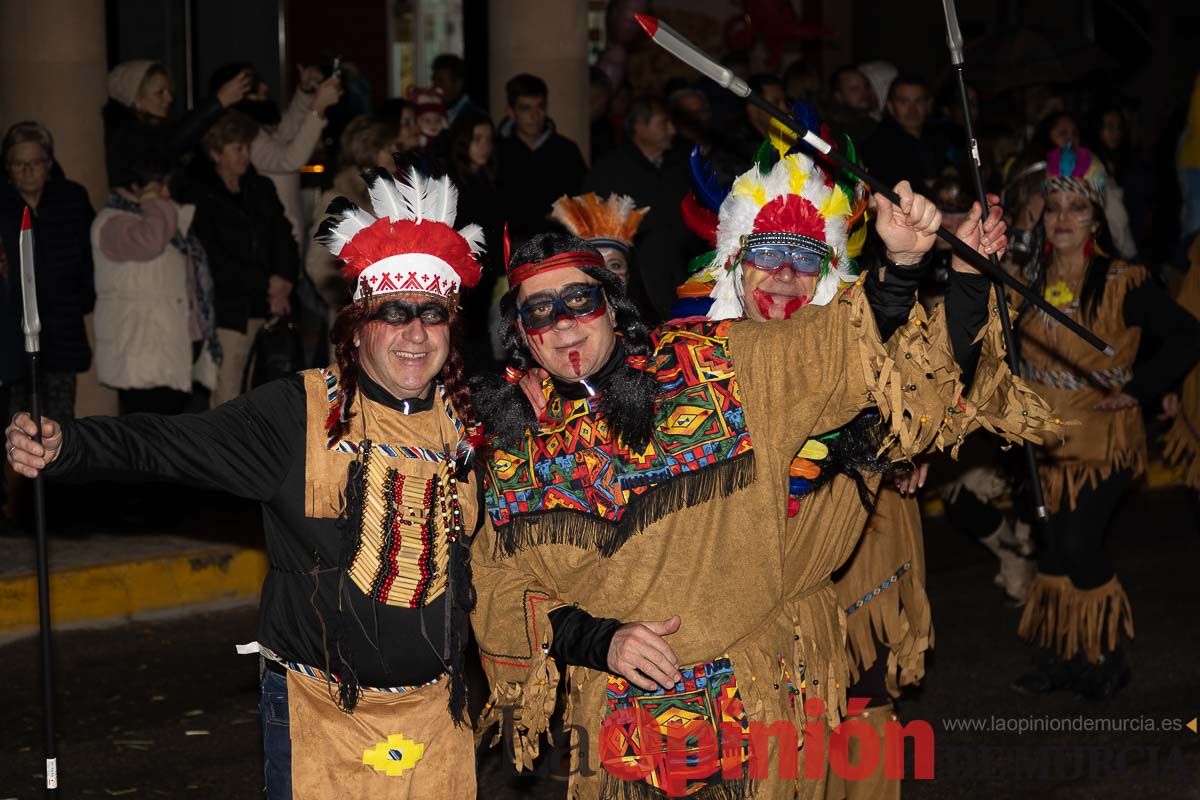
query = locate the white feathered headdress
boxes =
[316,168,485,302]
[694,145,869,319]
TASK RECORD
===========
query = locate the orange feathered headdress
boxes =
[549,193,649,254]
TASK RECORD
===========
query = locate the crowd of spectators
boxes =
[1,45,1197,526]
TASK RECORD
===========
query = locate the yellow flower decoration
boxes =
[1043,279,1075,309]
[363,733,425,777]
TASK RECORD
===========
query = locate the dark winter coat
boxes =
[863,114,943,192]
[0,179,95,379]
[496,119,587,244]
[182,163,299,333]
[584,141,697,322]
[102,97,226,189]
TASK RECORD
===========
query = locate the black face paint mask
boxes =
[369,300,452,326]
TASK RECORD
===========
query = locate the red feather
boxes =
[752,195,826,241]
[680,193,718,246]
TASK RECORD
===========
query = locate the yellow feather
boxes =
[846,221,868,259]
[820,188,850,219]
[784,158,808,195]
[768,118,797,155]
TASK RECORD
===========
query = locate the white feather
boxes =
[323,208,377,256]
[810,274,840,307]
[457,223,486,255]
[611,194,637,218]
[715,194,758,267]
[434,175,459,226]
[401,168,427,221]
[708,273,743,320]
[368,174,407,222]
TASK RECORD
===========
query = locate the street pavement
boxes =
[1,485,1197,799]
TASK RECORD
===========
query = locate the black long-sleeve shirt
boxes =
[1120,279,1200,401]
[46,374,450,687]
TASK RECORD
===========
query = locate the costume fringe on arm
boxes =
[842,281,1061,461]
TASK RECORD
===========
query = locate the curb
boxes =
[0,545,267,637]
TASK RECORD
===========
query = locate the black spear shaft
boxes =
[939,0,1050,524]
[945,65,1050,523]
[29,350,58,793]
[19,204,58,795]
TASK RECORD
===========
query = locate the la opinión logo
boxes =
[598,696,935,791]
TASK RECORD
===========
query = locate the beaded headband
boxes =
[743,231,832,259]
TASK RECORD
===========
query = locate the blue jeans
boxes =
[260,666,292,799]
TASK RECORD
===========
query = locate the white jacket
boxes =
[92,198,196,392]
[251,89,327,251]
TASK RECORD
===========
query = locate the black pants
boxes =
[1036,469,1133,589]
[119,387,190,416]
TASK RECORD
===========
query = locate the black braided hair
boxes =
[472,232,659,451]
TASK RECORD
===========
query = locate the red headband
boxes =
[507,251,604,287]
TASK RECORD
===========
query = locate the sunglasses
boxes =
[369,300,451,326]
[517,285,606,331]
[744,245,825,275]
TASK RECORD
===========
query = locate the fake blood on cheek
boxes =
[752,289,810,320]
[783,296,809,317]
[568,350,582,376]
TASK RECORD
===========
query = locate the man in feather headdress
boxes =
[468,129,1058,798]
[677,124,1010,800]
[6,169,486,799]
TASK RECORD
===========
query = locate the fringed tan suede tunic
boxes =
[473,283,1056,800]
[1016,262,1149,513]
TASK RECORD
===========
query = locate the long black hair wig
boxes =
[472,233,660,451]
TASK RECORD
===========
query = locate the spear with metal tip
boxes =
[939,0,1052,523]
[19,205,59,795]
[634,12,1113,358]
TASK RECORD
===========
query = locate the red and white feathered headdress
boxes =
[317,168,485,303]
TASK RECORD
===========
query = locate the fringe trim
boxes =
[598,774,754,800]
[844,282,1060,463]
[789,581,850,732]
[1163,378,1200,492]
[1017,574,1133,663]
[961,290,1064,449]
[843,564,932,698]
[493,451,756,558]
[475,655,560,772]
[1040,445,1146,514]
[330,455,368,712]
